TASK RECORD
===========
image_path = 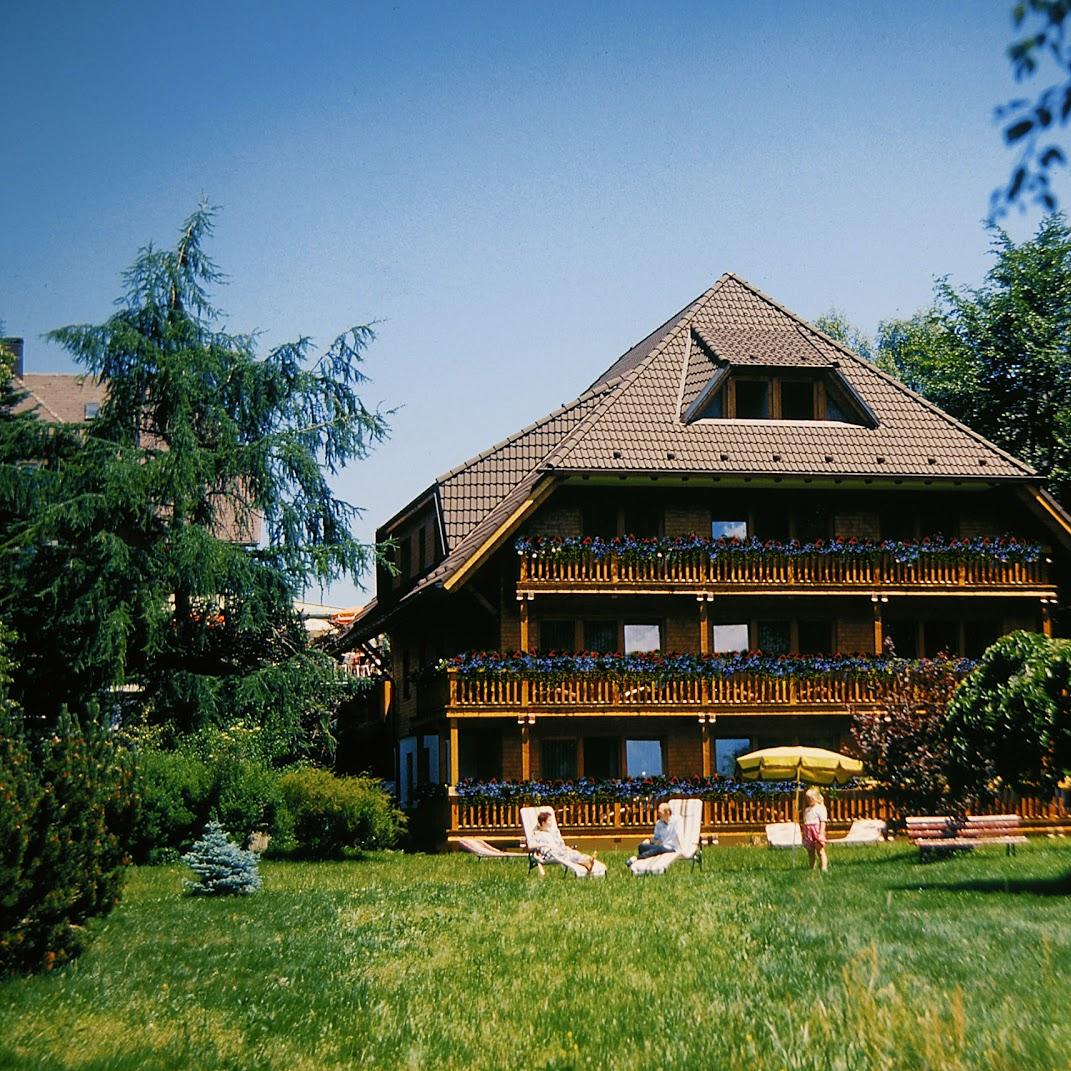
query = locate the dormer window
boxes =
[688,368,871,427]
[84,402,100,420]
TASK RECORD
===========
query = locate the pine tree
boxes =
[1,207,389,756]
[182,820,261,896]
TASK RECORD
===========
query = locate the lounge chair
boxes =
[520,806,608,878]
[765,822,803,849]
[828,819,886,846]
[457,836,529,860]
[628,798,705,876]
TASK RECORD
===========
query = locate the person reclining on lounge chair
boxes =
[627,802,682,869]
[529,810,598,875]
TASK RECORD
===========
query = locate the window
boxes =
[884,621,918,658]
[798,619,834,655]
[715,738,752,777]
[624,623,661,653]
[584,620,617,653]
[796,504,830,544]
[712,519,748,540]
[539,619,575,652]
[83,402,100,420]
[753,506,790,542]
[735,380,770,419]
[924,620,959,657]
[541,739,577,780]
[757,621,790,654]
[581,500,618,537]
[459,728,501,781]
[584,736,620,779]
[780,380,815,420]
[626,739,663,777]
[965,620,1001,658]
[880,507,915,544]
[712,623,749,653]
[623,502,661,537]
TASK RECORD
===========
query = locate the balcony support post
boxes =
[698,597,710,654]
[520,718,532,780]
[448,718,459,787]
[700,715,712,778]
[1042,600,1054,638]
[518,596,530,651]
[871,596,886,654]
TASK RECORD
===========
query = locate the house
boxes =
[341,275,1071,840]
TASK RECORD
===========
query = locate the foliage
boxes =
[128,728,286,863]
[277,768,405,858]
[443,650,975,679]
[452,775,827,803]
[0,704,136,975]
[946,630,1071,795]
[182,820,261,896]
[992,0,1071,217]
[3,849,1071,1070]
[814,309,874,359]
[850,656,964,824]
[0,204,388,755]
[875,216,1071,506]
[516,533,1041,564]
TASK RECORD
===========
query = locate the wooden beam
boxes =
[1042,601,1054,638]
[519,598,529,651]
[698,599,710,654]
[701,719,711,778]
[872,599,883,654]
[520,721,531,779]
[449,718,459,787]
[443,477,558,593]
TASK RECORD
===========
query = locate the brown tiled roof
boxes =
[15,373,106,423]
[357,272,1038,626]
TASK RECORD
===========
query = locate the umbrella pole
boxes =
[794,772,800,865]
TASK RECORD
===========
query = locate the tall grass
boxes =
[2,843,1070,1070]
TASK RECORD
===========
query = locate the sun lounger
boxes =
[520,806,608,878]
[628,798,705,875]
[766,822,803,849]
[828,819,886,846]
[457,836,529,860]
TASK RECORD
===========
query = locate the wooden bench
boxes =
[907,814,1027,861]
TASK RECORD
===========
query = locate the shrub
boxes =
[0,708,136,974]
[277,768,405,858]
[182,820,261,896]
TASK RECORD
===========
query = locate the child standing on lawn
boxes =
[801,787,829,872]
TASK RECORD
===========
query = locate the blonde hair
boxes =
[804,787,824,807]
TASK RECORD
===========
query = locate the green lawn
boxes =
[3,843,1071,1071]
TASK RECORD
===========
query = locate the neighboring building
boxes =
[6,338,259,545]
[340,275,1071,835]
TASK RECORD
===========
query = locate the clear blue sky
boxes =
[3,1,1065,606]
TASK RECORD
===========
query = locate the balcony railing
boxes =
[517,545,1052,594]
[447,790,1069,837]
[446,666,923,715]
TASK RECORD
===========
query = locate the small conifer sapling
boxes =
[182,820,261,896]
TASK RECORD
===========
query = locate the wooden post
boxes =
[519,597,529,651]
[700,717,711,778]
[449,717,459,787]
[1042,601,1054,638]
[872,598,883,654]
[521,719,531,780]
[698,599,710,654]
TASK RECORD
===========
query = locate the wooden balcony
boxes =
[446,667,913,717]
[446,790,1070,841]
[517,549,1054,597]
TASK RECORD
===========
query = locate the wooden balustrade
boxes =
[449,789,1070,835]
[447,667,902,714]
[517,550,1051,594]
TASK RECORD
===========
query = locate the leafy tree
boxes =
[814,310,874,360]
[875,215,1071,507]
[850,656,963,826]
[1,206,388,758]
[993,0,1071,218]
[946,630,1071,795]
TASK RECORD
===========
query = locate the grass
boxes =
[3,843,1071,1070]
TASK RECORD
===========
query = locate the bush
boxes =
[182,820,261,896]
[277,768,405,858]
[0,708,136,974]
[129,741,284,862]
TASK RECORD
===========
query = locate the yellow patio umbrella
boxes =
[735,746,865,856]
[735,746,864,786]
